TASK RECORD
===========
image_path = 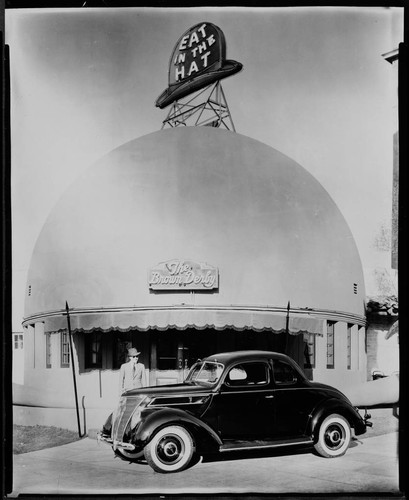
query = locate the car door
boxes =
[270,358,315,438]
[213,361,276,440]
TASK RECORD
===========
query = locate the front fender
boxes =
[308,398,367,439]
[134,407,222,453]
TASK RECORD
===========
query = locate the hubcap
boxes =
[156,434,185,465]
[324,424,345,450]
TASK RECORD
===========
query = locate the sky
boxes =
[6,6,403,331]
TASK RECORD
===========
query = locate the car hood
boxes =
[123,383,212,398]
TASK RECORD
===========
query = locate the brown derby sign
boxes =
[148,260,219,291]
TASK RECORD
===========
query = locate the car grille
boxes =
[112,396,144,442]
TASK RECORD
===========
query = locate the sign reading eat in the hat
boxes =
[155,22,242,109]
[170,23,221,85]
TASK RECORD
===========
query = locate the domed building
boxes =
[20,127,367,430]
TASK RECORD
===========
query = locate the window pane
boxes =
[273,360,298,385]
[85,333,102,369]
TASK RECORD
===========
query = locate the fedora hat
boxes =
[128,347,141,357]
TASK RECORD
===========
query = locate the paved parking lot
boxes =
[10,432,401,496]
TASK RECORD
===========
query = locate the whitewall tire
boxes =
[144,425,195,473]
[314,414,351,458]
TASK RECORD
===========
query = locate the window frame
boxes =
[347,323,352,370]
[13,333,23,350]
[60,330,70,368]
[326,321,335,369]
[45,332,52,368]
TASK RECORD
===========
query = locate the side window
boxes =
[272,360,299,386]
[226,362,269,386]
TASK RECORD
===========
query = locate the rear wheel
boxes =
[144,425,195,473]
[314,414,351,458]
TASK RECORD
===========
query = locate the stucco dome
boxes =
[24,127,365,326]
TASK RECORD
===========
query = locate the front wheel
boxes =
[144,425,195,473]
[314,414,351,458]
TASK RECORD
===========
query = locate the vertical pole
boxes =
[286,301,290,336]
[65,301,83,438]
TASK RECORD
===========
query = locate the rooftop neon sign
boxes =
[155,22,242,109]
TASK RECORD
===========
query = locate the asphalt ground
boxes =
[10,430,401,496]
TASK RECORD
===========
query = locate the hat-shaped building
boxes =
[21,126,367,429]
[19,21,367,430]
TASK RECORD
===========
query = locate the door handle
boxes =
[265,395,274,399]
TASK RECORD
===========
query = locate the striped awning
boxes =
[39,306,324,336]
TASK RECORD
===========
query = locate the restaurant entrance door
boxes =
[149,329,219,386]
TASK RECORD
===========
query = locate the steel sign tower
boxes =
[155,22,242,130]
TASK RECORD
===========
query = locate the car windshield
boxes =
[185,361,224,386]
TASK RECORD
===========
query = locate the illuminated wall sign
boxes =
[155,22,242,109]
[148,260,219,291]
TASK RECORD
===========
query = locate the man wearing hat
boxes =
[118,347,146,394]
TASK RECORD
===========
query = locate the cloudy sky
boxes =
[6,6,403,330]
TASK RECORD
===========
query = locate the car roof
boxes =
[202,350,291,365]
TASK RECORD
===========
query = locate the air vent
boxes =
[28,285,32,296]
[353,283,358,294]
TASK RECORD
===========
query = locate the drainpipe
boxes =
[285,301,290,353]
[65,301,85,438]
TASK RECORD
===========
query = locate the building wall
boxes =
[312,322,367,394]
[366,316,399,378]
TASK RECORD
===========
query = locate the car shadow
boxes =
[200,443,314,465]
[115,439,363,471]
[199,437,364,466]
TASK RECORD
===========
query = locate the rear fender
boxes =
[308,398,366,440]
[134,408,222,453]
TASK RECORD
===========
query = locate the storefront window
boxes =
[85,333,102,369]
[61,330,70,367]
[303,332,315,369]
[326,321,335,369]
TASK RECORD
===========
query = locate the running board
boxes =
[220,437,313,453]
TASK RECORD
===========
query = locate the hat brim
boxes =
[155,60,242,109]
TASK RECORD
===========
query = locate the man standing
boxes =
[118,347,146,394]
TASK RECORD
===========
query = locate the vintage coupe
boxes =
[98,350,371,473]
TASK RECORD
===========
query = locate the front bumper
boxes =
[97,432,136,451]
